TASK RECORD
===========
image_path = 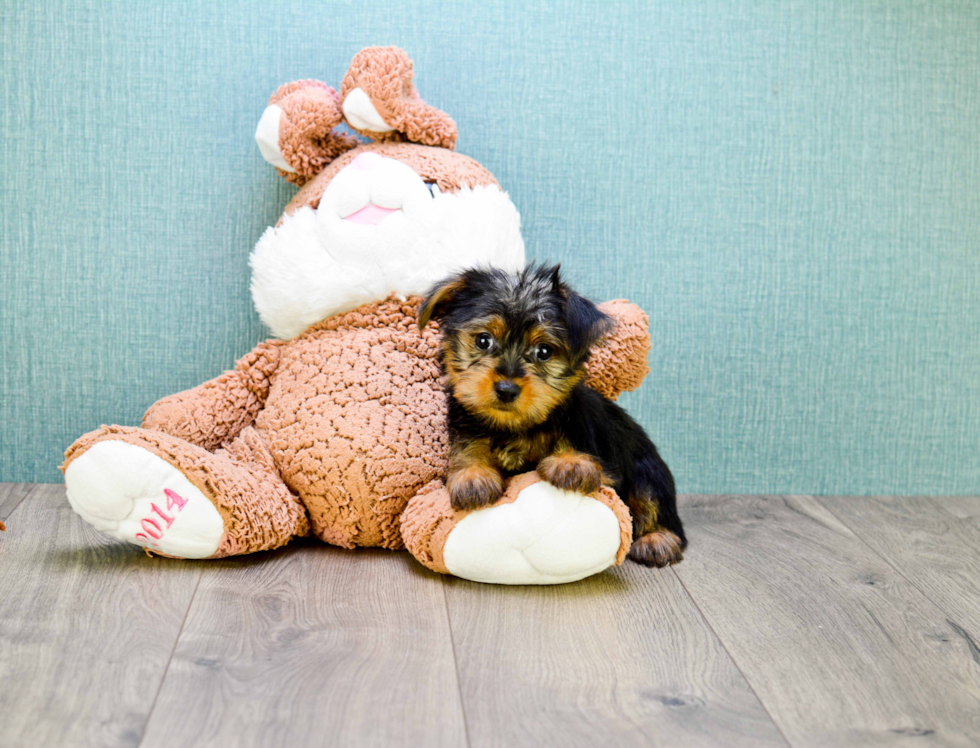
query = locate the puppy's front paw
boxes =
[537,452,603,494]
[448,466,504,511]
[628,530,684,568]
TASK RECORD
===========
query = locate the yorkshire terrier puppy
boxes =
[418,264,686,567]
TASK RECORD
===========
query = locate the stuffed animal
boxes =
[61,47,653,585]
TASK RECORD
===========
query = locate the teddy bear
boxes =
[61,47,654,585]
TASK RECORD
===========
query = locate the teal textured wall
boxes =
[2,1,978,492]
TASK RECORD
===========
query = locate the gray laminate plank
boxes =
[139,544,467,748]
[673,494,980,748]
[819,496,980,663]
[0,482,35,524]
[445,556,789,748]
[0,484,202,748]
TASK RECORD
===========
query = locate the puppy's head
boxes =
[419,265,613,430]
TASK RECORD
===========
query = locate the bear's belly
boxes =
[254,324,447,548]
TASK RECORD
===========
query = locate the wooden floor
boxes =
[1,485,979,747]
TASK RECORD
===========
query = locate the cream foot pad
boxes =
[443,481,624,584]
[64,440,224,559]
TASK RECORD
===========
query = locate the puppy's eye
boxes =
[534,343,554,361]
[475,333,494,350]
[424,181,441,197]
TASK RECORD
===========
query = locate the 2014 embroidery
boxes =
[134,488,188,547]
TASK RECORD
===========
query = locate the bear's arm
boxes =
[584,300,652,400]
[141,339,285,451]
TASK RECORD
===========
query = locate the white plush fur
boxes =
[442,481,623,585]
[64,441,224,559]
[250,155,525,339]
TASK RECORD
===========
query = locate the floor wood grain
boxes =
[138,543,467,748]
[3,485,980,748]
[0,482,34,523]
[445,560,789,748]
[819,495,980,670]
[673,494,980,748]
[0,485,201,748]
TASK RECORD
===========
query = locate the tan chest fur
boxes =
[493,431,560,473]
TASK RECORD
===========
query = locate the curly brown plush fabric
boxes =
[588,300,652,399]
[269,80,359,186]
[340,46,458,148]
[142,339,285,451]
[399,479,458,572]
[255,297,447,549]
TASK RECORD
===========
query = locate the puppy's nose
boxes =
[494,380,521,403]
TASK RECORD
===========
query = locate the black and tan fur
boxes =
[418,264,686,567]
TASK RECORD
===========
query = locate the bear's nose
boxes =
[351,151,383,171]
[494,380,521,404]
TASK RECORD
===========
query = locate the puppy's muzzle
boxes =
[493,380,521,404]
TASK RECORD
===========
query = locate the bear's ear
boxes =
[418,274,467,331]
[340,47,458,149]
[255,80,359,186]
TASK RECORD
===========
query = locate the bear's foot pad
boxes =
[443,481,623,585]
[64,441,224,559]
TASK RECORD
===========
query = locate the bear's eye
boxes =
[534,343,554,361]
[475,333,494,350]
[424,181,441,197]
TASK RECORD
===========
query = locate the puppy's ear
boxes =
[418,275,466,330]
[564,291,614,361]
[550,266,614,361]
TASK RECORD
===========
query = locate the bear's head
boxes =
[251,46,526,339]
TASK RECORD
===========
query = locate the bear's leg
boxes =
[63,425,308,559]
[400,472,632,585]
